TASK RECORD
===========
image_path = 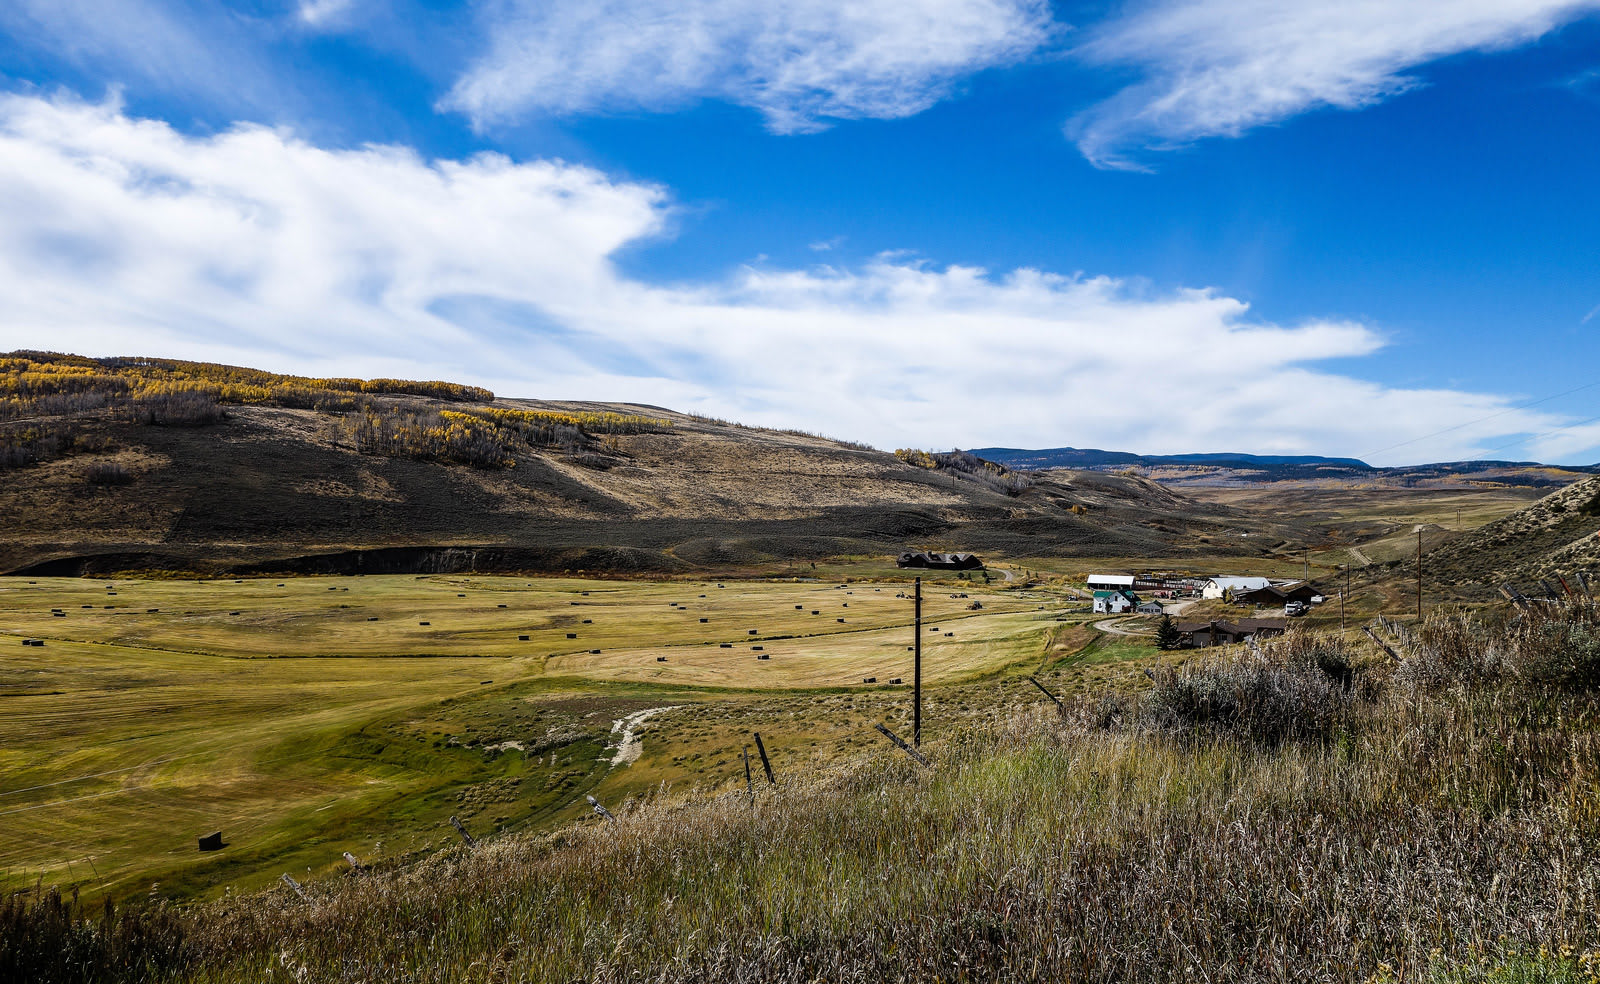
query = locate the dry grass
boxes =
[10,601,1600,982]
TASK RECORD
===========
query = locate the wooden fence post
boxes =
[1027,676,1064,713]
[586,794,616,822]
[1363,624,1401,662]
[874,722,932,769]
[913,577,922,747]
[753,732,777,785]
[742,746,755,805]
[280,873,307,899]
[1499,584,1529,610]
[449,815,476,848]
[342,851,362,871]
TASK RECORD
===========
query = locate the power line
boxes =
[1466,411,1600,462]
[1359,380,1600,460]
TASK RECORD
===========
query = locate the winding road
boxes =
[1091,600,1196,638]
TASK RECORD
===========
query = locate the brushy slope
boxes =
[0,353,1275,576]
[9,603,1600,983]
[1428,474,1600,585]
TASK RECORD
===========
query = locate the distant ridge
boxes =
[969,447,1373,471]
[966,447,1599,489]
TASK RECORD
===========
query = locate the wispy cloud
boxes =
[443,0,1057,132]
[297,0,357,28]
[0,0,295,117]
[0,92,1583,463]
[1070,0,1600,168]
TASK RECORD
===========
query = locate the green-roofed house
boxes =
[1093,589,1137,614]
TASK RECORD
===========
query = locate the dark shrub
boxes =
[129,392,226,427]
[1510,610,1600,691]
[83,462,132,486]
[1141,656,1353,747]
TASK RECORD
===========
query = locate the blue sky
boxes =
[0,0,1598,465]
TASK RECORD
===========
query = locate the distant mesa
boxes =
[896,551,984,571]
[969,446,1372,471]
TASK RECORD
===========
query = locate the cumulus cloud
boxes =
[444,0,1056,132]
[1071,0,1600,168]
[0,93,1582,463]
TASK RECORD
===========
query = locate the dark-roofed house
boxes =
[1201,576,1271,600]
[1233,581,1321,606]
[896,551,984,571]
[1174,618,1289,648]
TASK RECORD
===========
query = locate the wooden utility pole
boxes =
[913,576,923,747]
[1339,564,1346,635]
[1416,529,1423,619]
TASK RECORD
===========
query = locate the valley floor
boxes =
[0,567,1133,900]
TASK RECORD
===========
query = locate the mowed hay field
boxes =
[0,572,1086,903]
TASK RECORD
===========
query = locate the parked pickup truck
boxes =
[1285,601,1308,617]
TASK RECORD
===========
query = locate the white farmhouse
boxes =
[1093,590,1136,614]
[1200,576,1271,600]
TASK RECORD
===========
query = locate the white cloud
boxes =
[1071,0,1600,168]
[0,0,311,121]
[0,92,1585,464]
[298,0,356,28]
[444,0,1056,132]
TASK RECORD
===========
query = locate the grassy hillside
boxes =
[0,352,1286,575]
[9,601,1600,983]
[1426,474,1600,586]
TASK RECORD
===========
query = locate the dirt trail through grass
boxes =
[610,706,679,766]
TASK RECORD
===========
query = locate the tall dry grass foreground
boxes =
[9,602,1600,983]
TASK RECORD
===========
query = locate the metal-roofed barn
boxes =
[1086,574,1137,590]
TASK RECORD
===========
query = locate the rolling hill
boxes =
[1425,473,1600,586]
[0,353,1290,576]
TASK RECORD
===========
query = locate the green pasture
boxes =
[0,572,1095,904]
